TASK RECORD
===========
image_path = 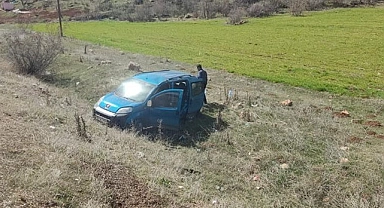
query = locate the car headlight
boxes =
[116,107,133,114]
[94,96,105,108]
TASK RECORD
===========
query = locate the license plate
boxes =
[94,114,110,124]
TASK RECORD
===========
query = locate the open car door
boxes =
[147,89,184,130]
[188,81,205,116]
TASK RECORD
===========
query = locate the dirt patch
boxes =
[376,135,384,140]
[364,120,382,127]
[0,8,84,24]
[323,106,333,111]
[366,131,377,136]
[332,110,350,118]
[366,114,377,119]
[94,163,167,208]
[346,136,363,143]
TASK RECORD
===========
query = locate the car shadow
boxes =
[141,102,228,147]
[40,73,80,89]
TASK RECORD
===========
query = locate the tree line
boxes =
[75,0,378,23]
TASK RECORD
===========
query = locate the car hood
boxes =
[98,92,140,113]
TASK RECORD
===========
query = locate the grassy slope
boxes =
[34,7,384,98]
[2,8,384,207]
[1,32,384,207]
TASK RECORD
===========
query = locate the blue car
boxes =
[93,70,206,130]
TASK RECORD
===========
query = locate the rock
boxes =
[233,102,243,109]
[252,175,260,181]
[128,61,141,72]
[280,163,289,169]
[333,110,350,118]
[340,146,349,151]
[340,110,349,116]
[281,99,292,106]
[340,158,349,163]
[184,13,194,19]
[136,151,145,158]
[100,60,112,64]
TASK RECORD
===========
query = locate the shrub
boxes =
[133,3,154,22]
[215,0,231,17]
[198,0,218,19]
[329,0,374,7]
[307,0,326,10]
[247,1,277,17]
[4,29,63,76]
[290,0,307,16]
[98,0,113,12]
[227,8,246,24]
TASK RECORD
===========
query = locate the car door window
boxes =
[191,81,204,97]
[152,92,180,108]
[152,82,171,95]
[174,81,187,90]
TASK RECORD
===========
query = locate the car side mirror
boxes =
[147,100,152,107]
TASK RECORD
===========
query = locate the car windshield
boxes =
[114,78,156,102]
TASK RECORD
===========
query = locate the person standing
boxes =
[196,64,208,104]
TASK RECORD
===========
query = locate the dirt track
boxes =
[0,8,84,24]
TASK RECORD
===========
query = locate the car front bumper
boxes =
[93,106,129,128]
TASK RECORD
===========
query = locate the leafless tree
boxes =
[134,2,154,22]
[153,0,174,20]
[215,0,232,17]
[199,0,216,19]
[179,0,198,16]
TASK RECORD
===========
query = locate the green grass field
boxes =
[34,7,384,98]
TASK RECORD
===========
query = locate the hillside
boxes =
[1,24,384,207]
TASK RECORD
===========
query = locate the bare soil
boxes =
[0,8,84,24]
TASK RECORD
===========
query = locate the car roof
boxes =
[133,70,198,85]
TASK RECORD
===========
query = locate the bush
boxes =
[133,3,154,22]
[98,0,113,12]
[227,8,246,24]
[4,29,63,76]
[247,1,277,17]
[198,0,218,19]
[307,0,326,10]
[290,0,307,16]
[215,0,231,17]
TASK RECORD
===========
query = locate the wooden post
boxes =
[57,0,63,37]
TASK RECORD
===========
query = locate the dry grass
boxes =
[0,26,383,207]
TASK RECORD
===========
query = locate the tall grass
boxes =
[34,7,384,98]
